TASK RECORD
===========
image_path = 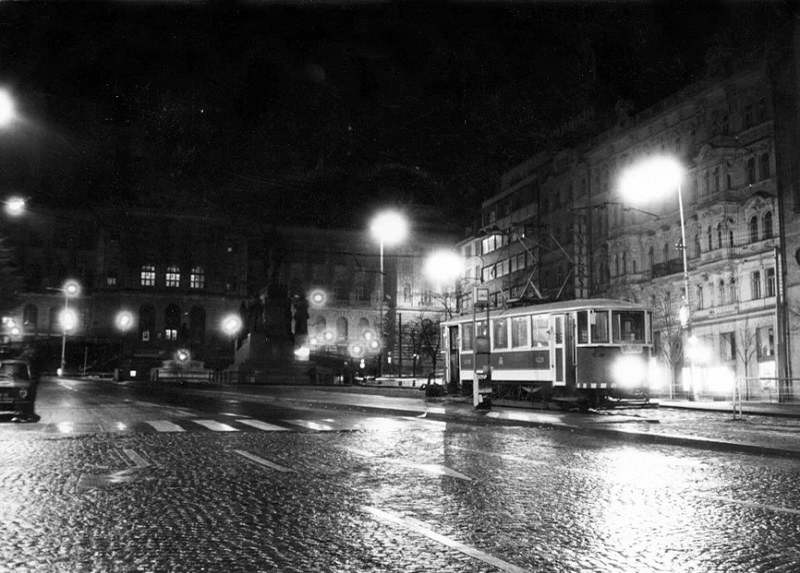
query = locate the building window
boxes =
[333,280,347,300]
[648,247,655,270]
[355,281,366,301]
[727,173,732,190]
[22,304,38,331]
[760,153,770,180]
[190,266,205,289]
[747,158,756,185]
[106,270,118,286]
[697,286,704,310]
[140,265,156,287]
[720,332,736,362]
[729,229,734,247]
[166,266,180,288]
[694,234,701,258]
[707,226,713,251]
[729,277,736,303]
[766,267,776,297]
[718,280,725,305]
[751,271,762,299]
[615,254,620,277]
[749,216,759,243]
[139,303,155,342]
[763,211,773,240]
[717,224,723,249]
[165,304,181,342]
[336,317,348,340]
[663,243,669,263]
[713,168,720,193]
[757,326,774,358]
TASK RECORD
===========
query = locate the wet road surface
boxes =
[1,378,799,572]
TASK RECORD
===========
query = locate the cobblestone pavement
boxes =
[1,379,800,572]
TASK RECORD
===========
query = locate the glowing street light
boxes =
[57,280,81,377]
[115,310,134,333]
[370,210,408,376]
[619,155,692,399]
[4,196,25,217]
[0,88,15,128]
[221,313,243,355]
[425,249,464,318]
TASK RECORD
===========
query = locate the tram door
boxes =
[447,326,460,388]
[550,314,566,386]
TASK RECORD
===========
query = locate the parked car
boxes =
[0,359,38,422]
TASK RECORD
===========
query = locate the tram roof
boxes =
[442,298,649,325]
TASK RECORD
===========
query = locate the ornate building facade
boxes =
[460,59,793,399]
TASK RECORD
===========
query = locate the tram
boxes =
[441,298,656,408]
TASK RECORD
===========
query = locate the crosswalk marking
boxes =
[145,420,185,432]
[285,419,335,431]
[236,419,288,431]
[192,419,239,432]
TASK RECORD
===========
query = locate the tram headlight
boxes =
[611,355,647,388]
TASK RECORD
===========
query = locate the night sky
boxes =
[0,0,789,230]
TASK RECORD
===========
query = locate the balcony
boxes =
[651,259,685,278]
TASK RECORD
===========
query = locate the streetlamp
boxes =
[3,196,25,218]
[619,155,693,399]
[221,313,243,354]
[58,280,80,377]
[0,88,15,128]
[424,249,465,318]
[370,210,408,376]
[115,310,135,380]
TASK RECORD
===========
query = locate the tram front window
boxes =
[612,311,645,343]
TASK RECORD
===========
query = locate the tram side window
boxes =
[612,311,645,343]
[492,318,509,349]
[511,316,529,348]
[591,310,609,343]
[462,324,473,351]
[577,311,589,343]
[531,316,549,347]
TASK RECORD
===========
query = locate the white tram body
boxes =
[441,299,655,403]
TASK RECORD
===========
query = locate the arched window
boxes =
[718,280,726,305]
[694,234,701,258]
[189,305,206,347]
[763,211,773,240]
[336,317,348,340]
[729,229,734,247]
[648,247,655,270]
[315,316,327,335]
[23,304,38,331]
[760,153,770,180]
[697,285,704,310]
[707,226,713,251]
[713,167,720,193]
[747,158,756,184]
[729,277,737,303]
[717,223,723,249]
[749,216,759,242]
[139,303,155,342]
[164,304,181,341]
[403,285,411,302]
[704,171,710,194]
[358,318,370,336]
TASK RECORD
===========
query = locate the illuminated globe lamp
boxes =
[4,196,25,217]
[310,290,327,307]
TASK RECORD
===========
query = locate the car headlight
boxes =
[612,355,647,388]
[18,388,28,399]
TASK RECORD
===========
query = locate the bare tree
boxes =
[406,312,442,377]
[736,315,759,400]
[651,286,684,397]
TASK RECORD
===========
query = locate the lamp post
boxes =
[620,155,694,400]
[370,210,408,377]
[115,310,134,380]
[58,280,80,377]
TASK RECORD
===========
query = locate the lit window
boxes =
[165,329,177,341]
[106,270,118,286]
[166,266,180,288]
[140,265,156,287]
[190,266,205,289]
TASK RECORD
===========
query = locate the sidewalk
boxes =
[179,383,800,459]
